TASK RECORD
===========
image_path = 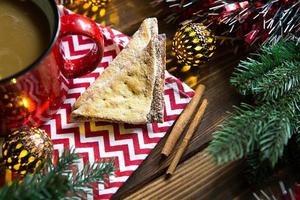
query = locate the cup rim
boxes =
[0,0,61,84]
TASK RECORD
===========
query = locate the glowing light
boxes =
[11,79,17,84]
[181,65,191,72]
[21,97,36,112]
[168,66,178,72]
[185,76,198,88]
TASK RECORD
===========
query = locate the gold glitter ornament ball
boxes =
[2,127,53,175]
[65,0,110,20]
[172,23,216,66]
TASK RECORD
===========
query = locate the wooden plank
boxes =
[124,151,248,200]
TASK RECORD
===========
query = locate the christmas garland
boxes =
[151,0,300,45]
[208,39,300,182]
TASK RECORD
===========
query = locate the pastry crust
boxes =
[73,18,158,109]
[147,34,166,122]
[71,18,166,124]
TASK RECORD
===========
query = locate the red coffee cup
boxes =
[0,1,104,135]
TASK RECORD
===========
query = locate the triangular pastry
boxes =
[71,18,166,124]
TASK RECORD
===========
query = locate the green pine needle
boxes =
[0,149,115,200]
[208,86,300,167]
[209,39,300,175]
[72,161,115,197]
[207,104,258,163]
[241,61,300,101]
[231,41,300,99]
[208,38,300,182]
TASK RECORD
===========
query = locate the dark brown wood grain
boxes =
[123,152,248,200]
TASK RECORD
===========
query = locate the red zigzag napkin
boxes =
[41,6,194,200]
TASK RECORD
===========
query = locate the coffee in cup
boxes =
[0,0,50,80]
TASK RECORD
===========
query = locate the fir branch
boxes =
[71,161,115,197]
[207,104,258,163]
[230,40,300,99]
[51,148,80,173]
[208,86,300,166]
[0,149,115,200]
[258,114,292,165]
[243,61,300,101]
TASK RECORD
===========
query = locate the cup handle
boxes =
[54,14,104,79]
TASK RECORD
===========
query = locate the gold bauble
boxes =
[65,0,110,20]
[2,127,53,175]
[172,23,216,67]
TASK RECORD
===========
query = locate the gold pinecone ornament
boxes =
[172,23,216,67]
[2,127,53,175]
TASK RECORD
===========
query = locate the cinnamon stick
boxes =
[161,84,205,157]
[166,99,208,175]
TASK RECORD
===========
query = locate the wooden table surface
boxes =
[66,0,252,199]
